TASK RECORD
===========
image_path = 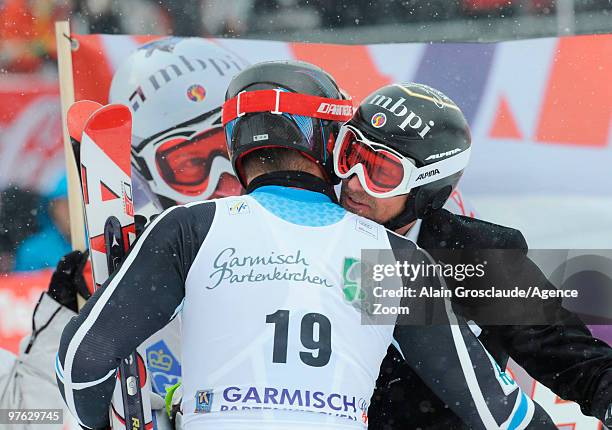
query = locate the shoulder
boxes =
[138,201,219,250]
[419,209,527,251]
[443,188,477,218]
[385,228,417,250]
[150,200,218,226]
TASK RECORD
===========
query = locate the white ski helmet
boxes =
[109,37,248,209]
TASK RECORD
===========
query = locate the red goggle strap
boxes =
[222,89,354,125]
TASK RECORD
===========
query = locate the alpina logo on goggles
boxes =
[333,124,471,198]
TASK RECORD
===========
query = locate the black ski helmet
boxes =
[223,60,349,187]
[348,83,471,229]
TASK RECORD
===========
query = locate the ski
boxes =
[67,100,103,175]
[74,103,153,430]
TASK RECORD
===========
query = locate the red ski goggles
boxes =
[154,127,239,198]
[333,124,471,198]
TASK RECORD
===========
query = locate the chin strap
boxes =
[384,196,418,231]
[384,185,454,231]
[246,170,339,203]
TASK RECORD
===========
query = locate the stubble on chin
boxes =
[340,191,370,217]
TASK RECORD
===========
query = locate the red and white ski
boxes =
[67,100,102,170]
[72,103,153,430]
[80,105,136,286]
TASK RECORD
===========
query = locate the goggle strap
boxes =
[222,90,354,125]
[408,148,471,189]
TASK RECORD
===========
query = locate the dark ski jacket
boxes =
[369,209,612,429]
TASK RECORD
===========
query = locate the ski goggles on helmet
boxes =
[223,89,353,153]
[222,89,354,126]
[154,128,230,196]
[133,110,240,202]
[333,124,471,198]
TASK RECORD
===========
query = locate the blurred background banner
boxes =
[0,270,51,354]
[0,78,64,192]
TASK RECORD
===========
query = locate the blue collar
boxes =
[249,185,344,226]
[251,185,333,204]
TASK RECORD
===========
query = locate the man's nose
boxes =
[345,175,365,193]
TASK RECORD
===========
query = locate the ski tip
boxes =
[67,100,103,141]
[82,104,133,177]
[85,104,132,132]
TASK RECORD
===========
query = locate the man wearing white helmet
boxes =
[108,37,250,425]
[109,37,248,219]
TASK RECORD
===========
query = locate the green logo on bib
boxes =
[342,257,378,316]
[342,257,365,303]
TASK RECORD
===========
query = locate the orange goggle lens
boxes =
[337,129,405,193]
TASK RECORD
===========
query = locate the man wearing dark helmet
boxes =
[334,82,612,429]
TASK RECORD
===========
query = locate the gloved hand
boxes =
[48,250,91,312]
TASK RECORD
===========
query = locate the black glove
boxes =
[48,250,90,312]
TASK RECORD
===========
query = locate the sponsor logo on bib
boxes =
[227,200,250,215]
[207,247,334,290]
[355,218,378,239]
[195,389,214,413]
[341,257,378,315]
[217,385,362,422]
[342,257,363,303]
[358,398,369,424]
[146,340,182,396]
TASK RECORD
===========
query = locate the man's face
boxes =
[340,175,408,225]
